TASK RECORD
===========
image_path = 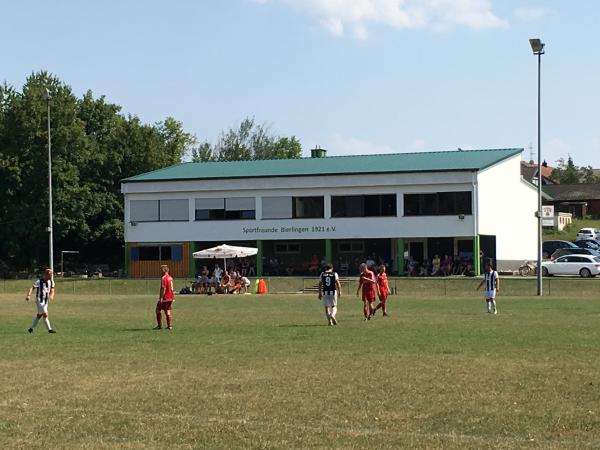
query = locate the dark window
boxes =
[161,246,172,261]
[138,246,160,261]
[195,209,225,220]
[293,197,324,218]
[225,210,256,220]
[331,194,397,217]
[404,192,472,216]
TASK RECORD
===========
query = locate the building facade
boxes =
[121,148,537,278]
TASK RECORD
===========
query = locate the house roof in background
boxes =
[123,148,523,183]
[543,184,600,201]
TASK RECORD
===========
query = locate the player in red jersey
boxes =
[357,263,379,321]
[373,264,391,317]
[154,265,175,330]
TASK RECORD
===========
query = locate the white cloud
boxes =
[514,6,549,22]
[257,0,507,37]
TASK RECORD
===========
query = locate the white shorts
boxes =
[322,293,337,308]
[484,290,497,300]
[36,302,49,315]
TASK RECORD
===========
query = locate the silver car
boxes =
[541,254,600,278]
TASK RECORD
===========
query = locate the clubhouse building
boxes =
[121,148,537,278]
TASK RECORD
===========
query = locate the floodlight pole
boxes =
[530,39,545,297]
[43,87,54,274]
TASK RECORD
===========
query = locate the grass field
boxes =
[2,292,600,449]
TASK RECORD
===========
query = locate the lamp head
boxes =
[529,38,545,55]
[41,87,50,100]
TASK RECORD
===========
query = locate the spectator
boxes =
[309,255,319,276]
[431,255,441,276]
[441,255,452,276]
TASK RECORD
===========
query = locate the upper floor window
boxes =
[262,196,324,219]
[331,194,397,218]
[404,191,472,216]
[130,199,189,222]
[195,197,256,221]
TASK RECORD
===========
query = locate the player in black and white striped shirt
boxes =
[319,264,342,325]
[477,262,499,314]
[26,268,57,333]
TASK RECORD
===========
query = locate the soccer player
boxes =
[26,268,57,334]
[477,262,500,314]
[319,264,342,325]
[373,264,391,317]
[357,262,379,321]
[154,265,175,330]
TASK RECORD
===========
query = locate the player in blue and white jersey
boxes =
[477,262,500,314]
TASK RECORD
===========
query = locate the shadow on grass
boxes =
[277,323,328,328]
[122,328,155,332]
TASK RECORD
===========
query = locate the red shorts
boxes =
[362,292,376,302]
[156,300,173,312]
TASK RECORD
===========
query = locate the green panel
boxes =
[256,240,263,277]
[473,235,481,276]
[325,239,332,265]
[124,243,130,278]
[123,149,523,183]
[396,238,405,275]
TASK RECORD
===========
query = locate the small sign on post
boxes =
[542,205,554,227]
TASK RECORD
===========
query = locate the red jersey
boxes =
[377,272,389,300]
[161,273,174,301]
[360,269,376,300]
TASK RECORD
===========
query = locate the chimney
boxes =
[311,146,327,158]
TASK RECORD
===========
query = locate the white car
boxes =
[576,228,600,241]
[541,254,600,278]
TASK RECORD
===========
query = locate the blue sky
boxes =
[3,0,600,167]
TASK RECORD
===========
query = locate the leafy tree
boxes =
[0,72,195,272]
[551,156,600,184]
[192,117,302,162]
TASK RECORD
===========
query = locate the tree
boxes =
[0,72,196,272]
[191,117,302,162]
[551,156,600,184]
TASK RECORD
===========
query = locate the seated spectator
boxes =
[220,272,231,293]
[240,276,251,293]
[431,255,441,275]
[229,274,242,294]
[406,256,418,276]
[419,259,430,276]
[213,264,223,284]
[441,255,452,276]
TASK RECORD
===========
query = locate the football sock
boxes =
[492,300,497,313]
[363,304,369,318]
[31,317,40,330]
[166,311,173,328]
[486,302,491,313]
[43,317,52,331]
[331,306,337,318]
[156,312,162,327]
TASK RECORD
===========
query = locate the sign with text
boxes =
[542,205,554,227]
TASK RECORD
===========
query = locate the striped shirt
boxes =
[33,278,55,304]
[484,270,498,291]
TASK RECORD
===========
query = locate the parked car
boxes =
[576,228,600,241]
[573,239,600,251]
[550,247,600,261]
[541,254,600,278]
[542,240,578,259]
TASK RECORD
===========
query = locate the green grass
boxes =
[543,217,600,241]
[2,293,600,449]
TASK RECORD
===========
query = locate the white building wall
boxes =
[123,171,477,243]
[477,155,537,268]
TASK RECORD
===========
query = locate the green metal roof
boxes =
[123,148,523,183]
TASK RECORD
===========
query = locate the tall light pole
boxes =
[42,87,54,274]
[529,38,545,296]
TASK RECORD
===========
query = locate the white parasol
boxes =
[193,244,258,272]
